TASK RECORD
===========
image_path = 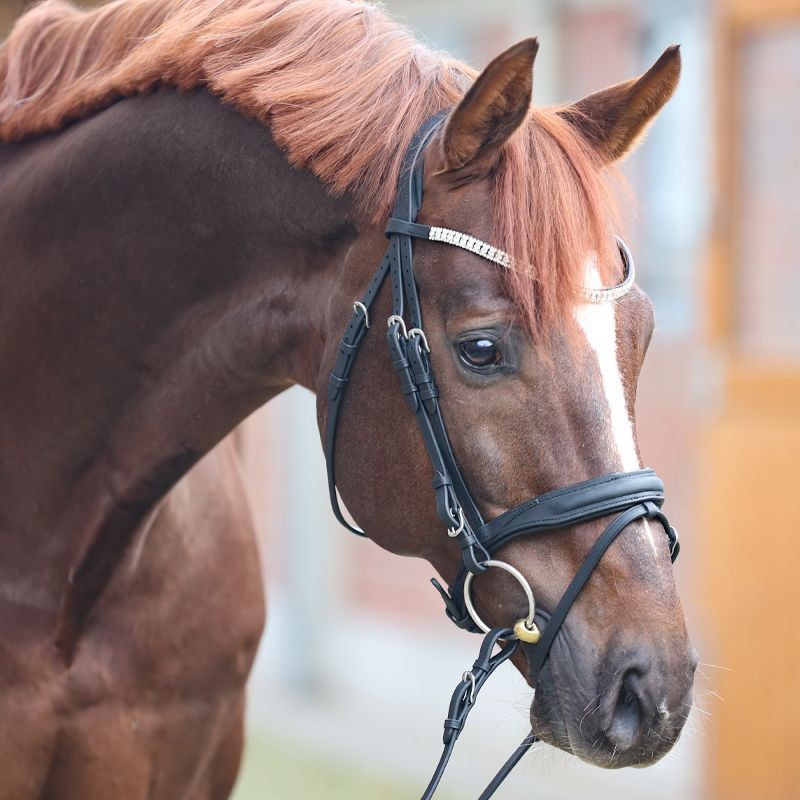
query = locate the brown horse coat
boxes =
[0,2,694,797]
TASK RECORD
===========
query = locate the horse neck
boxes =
[0,90,372,589]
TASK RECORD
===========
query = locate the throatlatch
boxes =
[324,112,680,798]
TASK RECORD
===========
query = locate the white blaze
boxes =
[574,261,657,554]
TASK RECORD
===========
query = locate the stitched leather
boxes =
[479,469,670,551]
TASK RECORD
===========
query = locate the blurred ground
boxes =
[232,735,433,800]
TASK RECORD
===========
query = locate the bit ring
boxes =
[463,559,536,637]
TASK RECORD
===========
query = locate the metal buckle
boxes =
[461,670,476,704]
[462,559,538,640]
[387,314,407,338]
[447,507,465,538]
[353,300,369,329]
[669,525,680,559]
[407,327,430,352]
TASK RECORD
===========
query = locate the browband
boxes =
[383,219,637,303]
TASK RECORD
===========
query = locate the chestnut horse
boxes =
[0,1,696,797]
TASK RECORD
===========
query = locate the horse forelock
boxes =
[0,0,622,340]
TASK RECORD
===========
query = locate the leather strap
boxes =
[528,503,654,676]
[421,628,519,800]
[478,469,676,553]
[324,111,446,534]
[381,110,490,572]
[477,732,538,800]
[325,255,392,535]
[384,218,432,239]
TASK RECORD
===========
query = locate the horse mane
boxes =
[0,0,619,336]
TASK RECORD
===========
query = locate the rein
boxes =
[324,112,680,798]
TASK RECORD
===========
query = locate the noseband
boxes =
[324,112,680,798]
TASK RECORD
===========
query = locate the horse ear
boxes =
[439,38,538,171]
[560,45,681,164]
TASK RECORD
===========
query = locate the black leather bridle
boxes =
[324,112,680,798]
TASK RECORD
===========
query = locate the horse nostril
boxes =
[690,646,700,673]
[606,670,645,752]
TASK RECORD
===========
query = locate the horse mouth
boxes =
[526,641,692,769]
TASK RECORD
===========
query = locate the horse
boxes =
[0,1,697,798]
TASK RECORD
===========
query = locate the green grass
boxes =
[231,733,435,800]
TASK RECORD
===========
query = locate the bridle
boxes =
[324,112,680,798]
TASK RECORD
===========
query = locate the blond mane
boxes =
[0,0,619,335]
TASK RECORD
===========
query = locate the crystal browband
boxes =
[428,225,512,267]
[384,218,635,304]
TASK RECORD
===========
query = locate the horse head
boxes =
[323,39,696,769]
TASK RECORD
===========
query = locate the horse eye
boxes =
[458,337,502,369]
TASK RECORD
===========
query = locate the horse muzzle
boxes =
[529,626,698,768]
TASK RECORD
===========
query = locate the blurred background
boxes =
[2,0,798,798]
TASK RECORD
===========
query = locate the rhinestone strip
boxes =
[582,236,636,304]
[428,226,511,268]
[427,227,635,303]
